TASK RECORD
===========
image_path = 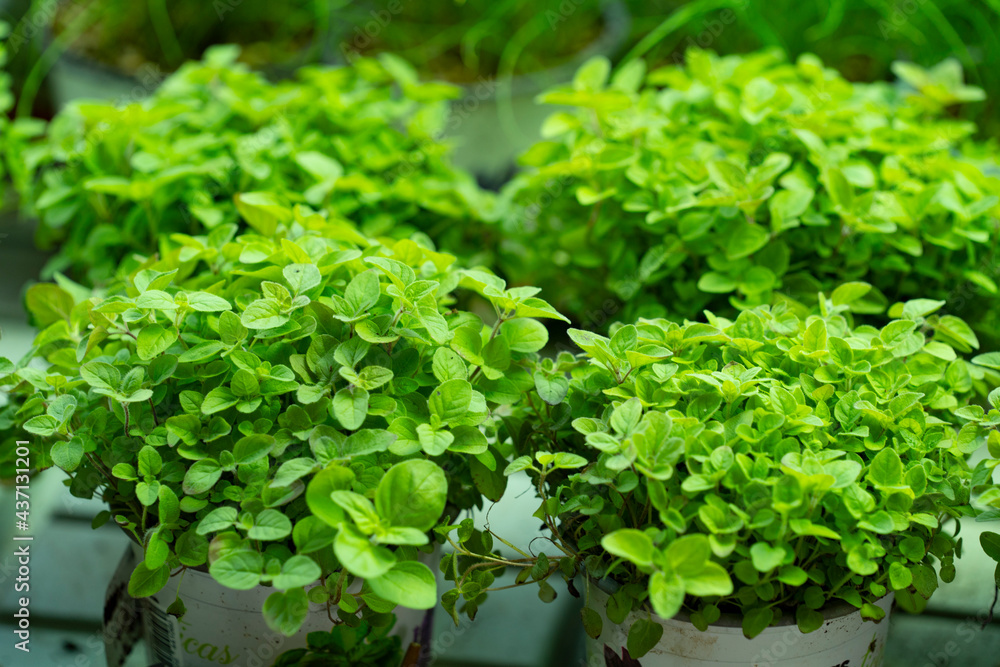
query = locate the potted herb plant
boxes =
[0,203,566,665]
[7,46,490,287]
[334,0,631,185]
[495,49,1000,345]
[447,284,1000,665]
[622,0,1000,138]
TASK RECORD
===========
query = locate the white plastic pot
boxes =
[105,543,435,667]
[585,584,893,667]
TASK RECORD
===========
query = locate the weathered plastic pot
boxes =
[440,0,631,187]
[586,584,893,667]
[46,46,152,109]
[104,543,435,667]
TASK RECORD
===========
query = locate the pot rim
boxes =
[469,0,632,97]
[48,0,631,95]
[46,1,324,84]
[584,575,894,629]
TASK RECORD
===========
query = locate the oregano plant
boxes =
[7,46,490,287]
[0,202,565,638]
[447,283,1000,656]
[496,48,1000,344]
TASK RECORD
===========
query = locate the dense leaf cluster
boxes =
[451,284,1000,650]
[0,202,564,639]
[272,622,403,667]
[7,46,488,286]
[496,50,1000,343]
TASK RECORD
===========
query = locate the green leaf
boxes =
[26,284,75,327]
[348,269,382,310]
[197,507,238,535]
[179,341,226,363]
[368,561,437,609]
[648,570,685,619]
[137,325,177,360]
[626,617,663,659]
[50,438,84,471]
[334,524,395,578]
[428,379,473,426]
[210,551,264,590]
[375,459,447,531]
[831,282,872,306]
[331,491,380,532]
[182,458,222,495]
[742,607,774,639]
[726,223,770,260]
[137,446,162,477]
[248,509,292,540]
[574,55,611,91]
[868,448,904,489]
[231,369,260,397]
[602,529,654,568]
[305,466,354,526]
[263,588,310,637]
[582,606,603,640]
[270,458,318,488]
[611,398,642,435]
[354,366,394,391]
[202,387,239,414]
[136,290,177,311]
[333,386,369,430]
[272,555,322,590]
[233,434,275,465]
[283,264,322,294]
[127,562,170,598]
[749,543,785,573]
[241,299,289,330]
[500,318,549,353]
[80,361,121,394]
[980,532,1000,562]
[533,372,569,405]
[292,517,337,553]
[683,562,733,597]
[175,531,208,567]
[796,606,824,633]
[187,292,232,312]
[234,191,292,236]
[24,416,58,437]
[219,310,248,346]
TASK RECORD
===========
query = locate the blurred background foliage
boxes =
[0,0,998,137]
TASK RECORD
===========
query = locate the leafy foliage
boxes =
[1,203,564,636]
[10,46,489,286]
[449,285,1000,650]
[624,0,1000,137]
[496,49,1000,344]
[272,622,403,667]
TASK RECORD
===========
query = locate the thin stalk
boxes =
[16,0,102,118]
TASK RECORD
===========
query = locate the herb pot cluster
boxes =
[448,286,1000,657]
[3,36,1000,667]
